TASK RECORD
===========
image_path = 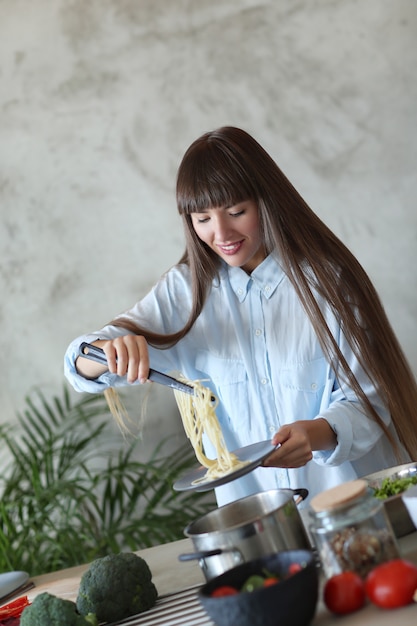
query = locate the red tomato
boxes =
[365,559,417,609]
[263,577,280,587]
[324,571,366,615]
[211,585,238,597]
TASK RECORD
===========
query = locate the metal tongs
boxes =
[79,342,196,396]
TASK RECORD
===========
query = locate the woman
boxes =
[65,126,417,506]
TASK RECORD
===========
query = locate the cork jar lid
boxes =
[310,479,368,513]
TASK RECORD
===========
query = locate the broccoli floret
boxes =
[20,592,98,626]
[76,552,158,623]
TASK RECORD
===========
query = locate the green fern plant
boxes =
[0,386,215,575]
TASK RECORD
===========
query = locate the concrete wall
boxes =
[1,0,416,453]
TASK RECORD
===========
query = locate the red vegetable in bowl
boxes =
[211,586,238,597]
[365,559,417,609]
[324,571,366,615]
[287,563,302,576]
[210,561,306,597]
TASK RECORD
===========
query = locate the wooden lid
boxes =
[310,479,368,513]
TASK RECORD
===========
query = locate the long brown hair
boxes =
[112,126,417,459]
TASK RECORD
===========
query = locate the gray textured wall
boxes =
[1,0,416,451]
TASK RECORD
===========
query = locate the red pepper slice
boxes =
[0,596,30,618]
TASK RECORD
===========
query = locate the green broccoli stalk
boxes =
[20,592,98,626]
[76,552,158,623]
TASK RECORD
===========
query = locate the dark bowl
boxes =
[198,549,319,626]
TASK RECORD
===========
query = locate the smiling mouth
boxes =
[218,241,243,255]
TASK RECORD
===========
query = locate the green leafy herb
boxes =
[373,476,417,499]
[0,385,216,575]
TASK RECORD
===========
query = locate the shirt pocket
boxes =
[195,351,247,385]
[194,351,249,427]
[279,357,329,419]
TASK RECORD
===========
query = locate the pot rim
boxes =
[184,488,302,538]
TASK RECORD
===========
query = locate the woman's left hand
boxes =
[263,422,313,468]
[263,418,337,468]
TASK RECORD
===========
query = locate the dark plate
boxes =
[173,440,277,492]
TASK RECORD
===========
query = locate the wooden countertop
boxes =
[6,533,417,625]
[25,538,205,602]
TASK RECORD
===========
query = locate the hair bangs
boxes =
[176,134,255,215]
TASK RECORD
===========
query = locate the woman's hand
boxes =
[76,335,150,383]
[263,418,337,469]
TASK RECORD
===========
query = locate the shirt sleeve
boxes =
[64,329,131,392]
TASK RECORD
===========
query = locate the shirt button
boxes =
[261,378,268,385]
[255,329,262,336]
[264,285,271,293]
[237,288,244,296]
[269,425,275,433]
[311,383,318,390]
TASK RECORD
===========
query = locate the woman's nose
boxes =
[213,215,231,241]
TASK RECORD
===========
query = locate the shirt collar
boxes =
[225,254,286,302]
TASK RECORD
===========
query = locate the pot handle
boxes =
[178,548,223,562]
[292,488,309,505]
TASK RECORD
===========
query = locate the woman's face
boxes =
[190,200,266,273]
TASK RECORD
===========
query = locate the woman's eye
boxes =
[197,216,210,223]
[230,210,244,218]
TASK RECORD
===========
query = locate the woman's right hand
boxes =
[75,335,150,383]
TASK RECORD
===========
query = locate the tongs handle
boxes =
[79,342,196,396]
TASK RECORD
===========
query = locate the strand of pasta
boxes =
[174,379,248,482]
[103,377,249,484]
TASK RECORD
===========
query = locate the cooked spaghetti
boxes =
[174,379,249,483]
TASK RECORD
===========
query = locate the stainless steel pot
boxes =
[179,488,310,580]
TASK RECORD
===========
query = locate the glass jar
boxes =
[309,479,399,579]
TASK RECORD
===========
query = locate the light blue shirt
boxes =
[64,255,408,508]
